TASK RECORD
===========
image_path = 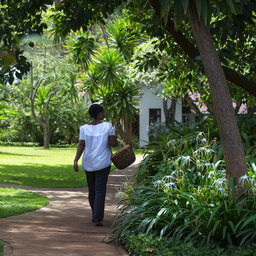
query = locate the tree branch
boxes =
[30,64,45,128]
[148,0,256,98]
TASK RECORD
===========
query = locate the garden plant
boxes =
[109,119,256,255]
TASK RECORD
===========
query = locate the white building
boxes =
[138,87,182,147]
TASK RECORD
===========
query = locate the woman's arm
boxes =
[108,135,117,147]
[73,140,85,172]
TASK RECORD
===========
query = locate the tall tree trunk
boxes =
[30,64,59,149]
[187,2,248,185]
[163,99,171,124]
[170,98,177,122]
[163,97,177,125]
[43,125,50,149]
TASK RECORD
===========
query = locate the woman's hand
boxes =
[74,160,79,172]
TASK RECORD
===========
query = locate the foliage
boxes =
[107,13,143,61]
[0,188,49,218]
[148,122,172,142]
[0,0,51,84]
[0,141,39,147]
[64,15,142,144]
[52,0,123,37]
[110,133,256,248]
[94,47,126,88]
[137,117,219,183]
[1,38,89,146]
[237,115,256,164]
[95,82,140,130]
[120,232,256,256]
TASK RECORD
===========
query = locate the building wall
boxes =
[139,88,182,147]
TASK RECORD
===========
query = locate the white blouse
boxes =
[79,122,115,171]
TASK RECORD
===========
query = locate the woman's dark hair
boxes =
[89,104,104,119]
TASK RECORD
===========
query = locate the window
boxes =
[149,109,161,124]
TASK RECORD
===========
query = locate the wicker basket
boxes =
[111,145,136,170]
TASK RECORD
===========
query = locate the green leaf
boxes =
[229,177,235,200]
[240,232,253,247]
[201,0,208,25]
[207,207,220,227]
[222,225,227,239]
[241,214,256,229]
[161,0,169,17]
[174,0,182,26]
[195,0,202,19]
[212,220,220,235]
[228,220,235,234]
[182,0,189,15]
[225,0,236,14]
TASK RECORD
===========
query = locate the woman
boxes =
[74,104,117,226]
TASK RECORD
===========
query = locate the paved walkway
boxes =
[0,155,143,256]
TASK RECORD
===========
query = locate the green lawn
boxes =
[0,188,49,218]
[0,241,2,256]
[0,146,87,188]
[0,146,131,188]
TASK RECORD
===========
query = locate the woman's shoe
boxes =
[95,220,103,226]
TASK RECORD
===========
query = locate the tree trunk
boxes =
[184,94,202,116]
[170,97,176,122]
[163,98,177,125]
[163,99,171,124]
[43,125,50,149]
[29,64,59,149]
[187,2,248,184]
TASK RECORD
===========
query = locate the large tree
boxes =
[1,0,255,186]
[1,1,256,98]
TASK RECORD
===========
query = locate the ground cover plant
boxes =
[0,188,49,218]
[0,146,86,188]
[110,130,256,255]
[121,232,256,256]
[0,241,2,256]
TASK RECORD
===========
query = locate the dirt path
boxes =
[0,156,142,256]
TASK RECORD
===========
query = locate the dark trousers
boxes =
[85,165,111,221]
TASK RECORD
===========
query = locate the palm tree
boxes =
[65,17,142,145]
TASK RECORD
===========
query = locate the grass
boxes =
[0,146,88,188]
[0,241,2,256]
[0,146,131,188]
[0,188,49,218]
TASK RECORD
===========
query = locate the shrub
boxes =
[110,134,256,248]
[0,141,39,147]
[121,232,256,256]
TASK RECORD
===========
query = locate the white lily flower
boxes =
[164,182,176,190]
[239,175,250,186]
[115,191,125,199]
[153,180,162,188]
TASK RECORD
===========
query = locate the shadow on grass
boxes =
[0,151,43,157]
[0,164,87,188]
